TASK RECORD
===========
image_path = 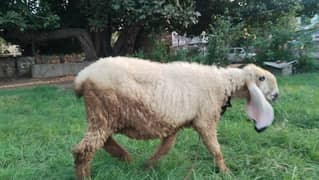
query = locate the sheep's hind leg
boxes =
[195,126,229,173]
[103,136,132,161]
[73,129,111,180]
[144,133,176,169]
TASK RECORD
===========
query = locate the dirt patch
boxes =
[0,76,74,90]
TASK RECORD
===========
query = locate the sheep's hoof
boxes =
[119,154,132,162]
[74,164,91,180]
[143,161,155,170]
[219,167,231,175]
[214,166,230,174]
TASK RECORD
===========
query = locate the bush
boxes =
[252,15,297,64]
[206,16,232,65]
[168,48,204,63]
[150,40,169,62]
[296,55,316,72]
[130,50,146,59]
[206,14,243,66]
[131,33,206,64]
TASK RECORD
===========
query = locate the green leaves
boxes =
[109,0,199,31]
[0,0,60,31]
[0,11,26,31]
[206,15,243,65]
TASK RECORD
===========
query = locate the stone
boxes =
[0,57,16,78]
[16,57,35,77]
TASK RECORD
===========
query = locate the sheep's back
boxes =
[76,57,223,127]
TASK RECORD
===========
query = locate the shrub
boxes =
[150,40,169,62]
[130,50,146,59]
[206,14,243,66]
[252,15,297,64]
[206,16,232,65]
[296,55,316,72]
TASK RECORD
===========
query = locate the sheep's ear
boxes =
[245,83,274,132]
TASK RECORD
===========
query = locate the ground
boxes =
[0,76,74,90]
[0,73,318,179]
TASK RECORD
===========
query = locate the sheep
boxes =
[72,56,279,179]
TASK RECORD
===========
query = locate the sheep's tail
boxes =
[74,71,87,98]
[74,78,84,98]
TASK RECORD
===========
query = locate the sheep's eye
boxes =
[259,76,265,81]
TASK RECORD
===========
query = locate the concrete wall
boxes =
[17,57,35,77]
[0,57,35,79]
[0,57,16,78]
[32,62,91,78]
[0,55,88,79]
[35,54,85,64]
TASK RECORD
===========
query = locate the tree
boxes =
[80,0,199,56]
[0,0,98,60]
[0,0,199,60]
[206,14,243,65]
[299,0,319,17]
[190,0,302,35]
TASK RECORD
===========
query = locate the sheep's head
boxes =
[242,64,279,133]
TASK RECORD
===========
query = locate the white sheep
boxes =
[72,56,279,179]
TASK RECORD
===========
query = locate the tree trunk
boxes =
[92,28,113,57]
[113,22,144,55]
[93,31,102,57]
[3,28,98,61]
[105,22,113,56]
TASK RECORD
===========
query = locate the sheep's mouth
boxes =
[254,121,268,133]
[254,125,267,133]
[246,119,269,133]
[266,92,279,103]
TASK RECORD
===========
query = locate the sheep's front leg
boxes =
[144,133,176,169]
[103,136,132,161]
[195,126,229,173]
[73,129,111,180]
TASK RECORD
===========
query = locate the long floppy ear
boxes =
[245,83,274,130]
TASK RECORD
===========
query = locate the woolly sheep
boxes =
[72,56,279,179]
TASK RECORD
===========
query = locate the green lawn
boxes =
[1,73,319,180]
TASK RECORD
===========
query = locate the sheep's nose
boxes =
[272,93,279,101]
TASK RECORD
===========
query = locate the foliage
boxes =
[1,73,319,179]
[1,0,318,61]
[296,55,316,72]
[0,1,60,31]
[131,40,204,64]
[299,0,319,17]
[234,0,302,26]
[201,1,304,65]
[149,39,169,62]
[168,48,204,63]
[109,0,200,32]
[79,0,199,32]
[291,29,318,72]
[206,15,243,65]
[190,0,304,35]
[300,15,311,25]
[169,49,188,62]
[0,0,199,57]
[250,15,297,63]
[130,50,146,59]
[38,0,196,32]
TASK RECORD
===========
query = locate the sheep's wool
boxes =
[75,57,245,128]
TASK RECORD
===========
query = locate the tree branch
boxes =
[3,28,98,61]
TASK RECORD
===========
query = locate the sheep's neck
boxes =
[224,68,249,99]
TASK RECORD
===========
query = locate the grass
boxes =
[0,73,319,180]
